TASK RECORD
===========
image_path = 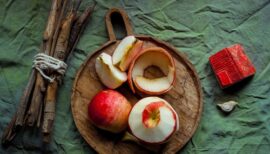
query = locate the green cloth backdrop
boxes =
[1,0,270,153]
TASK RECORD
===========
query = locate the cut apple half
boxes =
[128,47,176,95]
[95,53,127,89]
[112,36,144,71]
[128,97,179,144]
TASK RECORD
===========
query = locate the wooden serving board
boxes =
[71,8,203,154]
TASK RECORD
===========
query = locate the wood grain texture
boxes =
[71,8,203,154]
[71,36,203,154]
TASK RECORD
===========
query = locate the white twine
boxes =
[33,53,67,83]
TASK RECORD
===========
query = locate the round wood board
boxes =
[71,8,203,154]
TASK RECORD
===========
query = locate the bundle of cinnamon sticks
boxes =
[2,0,95,145]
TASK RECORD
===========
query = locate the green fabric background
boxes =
[1,0,270,153]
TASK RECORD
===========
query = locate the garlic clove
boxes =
[217,101,238,113]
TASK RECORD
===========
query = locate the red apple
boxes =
[88,90,132,133]
[128,97,179,144]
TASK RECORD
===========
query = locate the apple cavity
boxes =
[112,36,144,71]
[128,97,179,144]
[88,90,132,133]
[95,53,127,89]
[128,47,176,95]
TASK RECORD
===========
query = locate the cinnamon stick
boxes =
[50,0,69,56]
[42,12,75,140]
[2,69,36,145]
[25,0,63,127]
[67,3,96,56]
[42,3,95,141]
[1,115,17,146]
[1,0,64,146]
[15,70,37,126]
[2,0,96,145]
[43,0,63,55]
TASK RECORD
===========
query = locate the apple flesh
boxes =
[88,90,132,133]
[95,53,127,89]
[128,97,179,144]
[118,40,143,71]
[112,36,143,71]
[128,47,176,95]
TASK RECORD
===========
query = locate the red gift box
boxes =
[209,44,256,89]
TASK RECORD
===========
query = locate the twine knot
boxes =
[33,53,67,83]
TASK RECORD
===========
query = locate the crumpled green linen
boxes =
[1,0,270,153]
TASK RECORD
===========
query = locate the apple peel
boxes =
[128,47,176,95]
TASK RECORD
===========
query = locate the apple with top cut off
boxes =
[128,97,179,144]
[88,90,132,133]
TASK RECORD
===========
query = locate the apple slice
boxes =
[128,97,179,144]
[118,40,143,71]
[95,53,127,89]
[112,36,143,71]
[128,47,176,95]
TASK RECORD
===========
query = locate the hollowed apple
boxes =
[128,47,176,95]
[95,53,127,89]
[128,97,179,144]
[88,90,132,133]
[112,36,144,71]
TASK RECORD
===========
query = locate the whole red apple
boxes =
[88,90,132,133]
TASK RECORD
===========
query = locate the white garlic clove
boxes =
[217,101,238,113]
